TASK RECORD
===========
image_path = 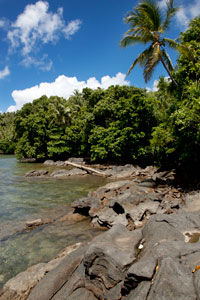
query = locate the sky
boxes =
[0,0,199,113]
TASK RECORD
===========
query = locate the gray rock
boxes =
[0,243,81,300]
[84,224,142,290]
[124,281,151,300]
[43,160,55,165]
[194,270,200,300]
[67,157,85,164]
[51,168,87,177]
[27,244,86,300]
[25,170,49,177]
[147,257,196,300]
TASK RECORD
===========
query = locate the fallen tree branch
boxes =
[65,161,108,177]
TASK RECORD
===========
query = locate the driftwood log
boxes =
[65,161,108,177]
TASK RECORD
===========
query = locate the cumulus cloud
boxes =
[7,1,81,69]
[158,0,200,28]
[0,66,10,79]
[7,73,129,112]
[175,0,200,28]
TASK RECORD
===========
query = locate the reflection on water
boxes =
[0,155,107,288]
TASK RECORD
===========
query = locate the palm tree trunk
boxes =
[160,56,178,87]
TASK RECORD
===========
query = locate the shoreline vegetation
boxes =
[0,11,200,300]
[0,16,199,169]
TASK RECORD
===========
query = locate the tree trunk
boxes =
[160,56,178,87]
[65,161,108,177]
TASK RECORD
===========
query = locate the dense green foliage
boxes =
[0,112,15,154]
[14,86,156,163]
[150,17,200,167]
[1,15,199,171]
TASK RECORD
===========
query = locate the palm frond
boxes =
[127,46,153,75]
[120,34,151,47]
[139,0,162,31]
[163,0,179,31]
[163,37,178,49]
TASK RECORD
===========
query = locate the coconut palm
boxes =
[120,0,178,86]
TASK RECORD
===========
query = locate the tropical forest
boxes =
[0,3,200,172]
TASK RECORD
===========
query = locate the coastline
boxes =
[1,159,200,299]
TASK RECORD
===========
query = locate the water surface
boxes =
[0,155,107,287]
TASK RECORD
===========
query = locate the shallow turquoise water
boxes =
[0,155,107,288]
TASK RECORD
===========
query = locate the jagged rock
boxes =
[73,180,180,229]
[5,211,200,300]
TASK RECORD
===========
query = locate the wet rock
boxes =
[26,218,46,228]
[25,170,49,177]
[19,158,36,163]
[0,243,81,300]
[58,212,88,222]
[27,244,86,300]
[43,160,55,165]
[51,168,87,177]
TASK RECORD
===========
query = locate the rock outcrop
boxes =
[25,212,200,300]
[72,179,184,229]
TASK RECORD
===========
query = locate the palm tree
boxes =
[120,0,178,86]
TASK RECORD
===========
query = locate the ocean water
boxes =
[0,155,107,288]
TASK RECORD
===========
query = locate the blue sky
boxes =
[0,0,199,112]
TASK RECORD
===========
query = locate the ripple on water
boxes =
[0,155,108,288]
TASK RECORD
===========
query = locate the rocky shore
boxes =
[1,159,200,299]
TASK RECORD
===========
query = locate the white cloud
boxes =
[0,66,10,79]
[0,19,6,28]
[7,73,129,112]
[147,76,170,92]
[7,1,81,68]
[158,0,167,9]
[158,0,200,28]
[20,54,53,71]
[175,0,200,28]
[63,20,82,39]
